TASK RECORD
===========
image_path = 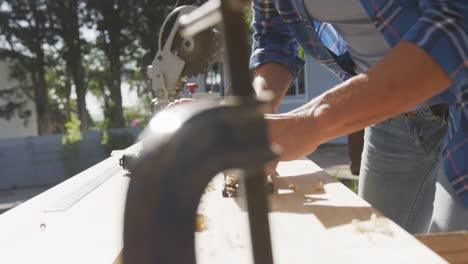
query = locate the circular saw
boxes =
[147,5,219,111]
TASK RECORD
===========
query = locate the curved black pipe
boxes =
[123,102,276,263]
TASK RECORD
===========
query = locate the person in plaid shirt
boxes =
[250,0,467,233]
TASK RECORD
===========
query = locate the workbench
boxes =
[0,146,448,263]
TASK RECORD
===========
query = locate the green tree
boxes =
[125,0,174,99]
[45,57,71,132]
[0,59,33,125]
[0,0,57,135]
[48,0,90,130]
[84,0,135,128]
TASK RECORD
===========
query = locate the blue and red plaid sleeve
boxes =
[249,0,304,77]
[360,0,468,206]
[402,1,468,95]
[403,1,468,206]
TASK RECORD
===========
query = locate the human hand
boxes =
[264,160,279,177]
[265,114,320,161]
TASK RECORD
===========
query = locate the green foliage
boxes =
[0,0,58,134]
[60,112,83,178]
[244,7,254,33]
[62,113,83,144]
[340,179,359,194]
[46,60,74,133]
[48,99,69,134]
[0,61,33,124]
[332,175,359,194]
[298,46,305,59]
[101,130,136,155]
[0,85,31,122]
[124,105,150,128]
[0,0,176,133]
[89,119,107,131]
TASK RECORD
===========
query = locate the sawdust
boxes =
[352,213,393,236]
[225,177,238,187]
[224,170,240,184]
[205,182,216,192]
[288,183,297,191]
[195,214,208,232]
[314,181,324,192]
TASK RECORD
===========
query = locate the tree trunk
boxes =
[34,44,52,135]
[68,0,89,130]
[87,0,125,128]
[107,44,125,128]
[74,59,89,130]
[64,72,72,121]
[105,5,125,128]
[31,1,51,135]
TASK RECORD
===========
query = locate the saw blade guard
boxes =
[148,5,219,106]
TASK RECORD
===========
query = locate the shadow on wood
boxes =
[233,171,377,229]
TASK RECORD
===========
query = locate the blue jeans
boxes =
[429,165,468,233]
[358,108,468,234]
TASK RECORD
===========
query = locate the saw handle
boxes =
[186,83,199,94]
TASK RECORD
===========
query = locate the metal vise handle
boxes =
[180,0,276,262]
[124,0,276,263]
[123,103,276,263]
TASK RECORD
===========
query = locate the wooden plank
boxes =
[0,153,446,263]
[416,232,468,264]
[0,155,128,264]
[195,159,447,264]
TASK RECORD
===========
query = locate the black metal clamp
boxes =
[124,1,276,263]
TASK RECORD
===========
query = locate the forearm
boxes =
[269,41,452,160]
[312,41,451,141]
[253,63,293,113]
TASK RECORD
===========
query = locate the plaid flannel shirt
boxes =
[249,0,468,207]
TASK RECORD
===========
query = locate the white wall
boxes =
[0,60,37,139]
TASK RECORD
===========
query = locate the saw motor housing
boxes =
[147,5,218,113]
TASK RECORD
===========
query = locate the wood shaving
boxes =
[315,181,324,192]
[352,213,393,236]
[195,214,208,232]
[288,183,297,191]
[224,170,240,188]
[224,170,240,182]
[205,182,216,192]
[225,177,238,187]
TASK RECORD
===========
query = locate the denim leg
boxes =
[429,166,468,233]
[358,109,447,234]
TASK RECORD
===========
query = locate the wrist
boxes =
[253,63,293,113]
[266,114,321,161]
